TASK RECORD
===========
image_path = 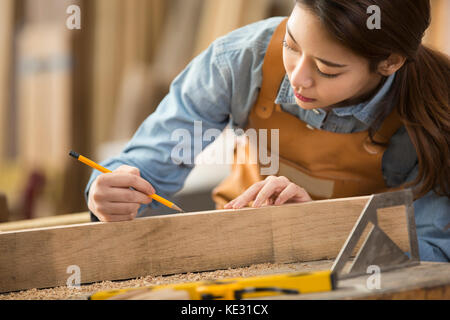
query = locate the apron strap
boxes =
[254,18,288,119]
[373,108,404,143]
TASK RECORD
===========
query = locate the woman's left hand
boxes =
[224,176,312,210]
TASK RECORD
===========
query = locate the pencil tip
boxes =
[172,205,185,213]
[69,150,80,159]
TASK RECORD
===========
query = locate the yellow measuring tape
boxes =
[89,270,336,300]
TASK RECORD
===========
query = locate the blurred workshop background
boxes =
[0,0,449,222]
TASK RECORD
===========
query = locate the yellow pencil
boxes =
[69,150,184,213]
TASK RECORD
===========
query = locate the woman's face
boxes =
[283,5,383,110]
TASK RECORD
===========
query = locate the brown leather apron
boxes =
[212,18,403,209]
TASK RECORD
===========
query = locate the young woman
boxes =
[85,0,449,262]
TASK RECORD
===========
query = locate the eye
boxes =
[316,67,339,79]
[282,40,297,53]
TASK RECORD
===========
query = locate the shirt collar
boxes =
[275,72,396,125]
[275,74,297,105]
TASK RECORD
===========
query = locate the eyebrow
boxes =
[286,23,348,68]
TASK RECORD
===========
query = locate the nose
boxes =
[290,58,314,90]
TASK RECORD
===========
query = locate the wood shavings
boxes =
[0,261,332,300]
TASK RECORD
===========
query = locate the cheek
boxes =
[283,51,296,76]
[317,73,370,102]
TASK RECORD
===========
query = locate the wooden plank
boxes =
[377,205,409,252]
[239,0,273,27]
[111,0,204,141]
[0,195,411,293]
[0,0,14,159]
[0,212,90,232]
[15,23,75,217]
[193,0,273,57]
[16,23,72,172]
[424,0,450,56]
[24,0,74,24]
[152,0,203,81]
[68,0,97,214]
[442,0,450,55]
[91,0,124,148]
[0,193,8,223]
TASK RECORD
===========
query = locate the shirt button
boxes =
[306,124,315,130]
[312,109,320,115]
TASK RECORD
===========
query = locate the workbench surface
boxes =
[1,260,448,300]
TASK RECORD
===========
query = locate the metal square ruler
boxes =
[332,189,420,280]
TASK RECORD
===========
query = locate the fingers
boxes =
[95,212,138,223]
[274,183,300,205]
[224,176,286,209]
[224,176,312,210]
[115,165,141,176]
[253,177,288,208]
[95,187,152,205]
[97,171,155,196]
[89,193,142,222]
[105,174,155,195]
[289,186,313,203]
[88,165,157,223]
[224,181,265,210]
[96,202,141,217]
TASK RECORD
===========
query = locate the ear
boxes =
[377,54,407,76]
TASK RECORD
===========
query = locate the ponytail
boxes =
[395,45,450,199]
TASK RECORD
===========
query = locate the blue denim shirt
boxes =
[86,17,449,262]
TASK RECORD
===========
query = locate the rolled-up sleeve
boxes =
[414,190,450,262]
[408,165,450,262]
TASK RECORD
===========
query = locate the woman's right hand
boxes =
[88,165,155,222]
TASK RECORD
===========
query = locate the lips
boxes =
[294,92,316,103]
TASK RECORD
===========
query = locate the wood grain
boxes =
[193,0,273,57]
[0,212,90,232]
[0,0,14,159]
[0,195,410,293]
[424,0,450,55]
[0,193,8,223]
[16,23,72,171]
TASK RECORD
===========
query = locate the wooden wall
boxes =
[90,0,169,148]
[0,0,14,160]
[424,0,450,55]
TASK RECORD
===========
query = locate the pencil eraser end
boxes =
[69,150,80,159]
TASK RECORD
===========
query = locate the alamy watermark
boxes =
[366,265,381,290]
[66,265,81,289]
[367,5,381,30]
[170,121,280,175]
[66,5,81,30]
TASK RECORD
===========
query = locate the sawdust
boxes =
[0,260,332,300]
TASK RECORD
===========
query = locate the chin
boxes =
[295,99,322,110]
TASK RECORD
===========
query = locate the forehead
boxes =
[287,5,364,66]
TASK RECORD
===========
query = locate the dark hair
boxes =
[296,0,450,199]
